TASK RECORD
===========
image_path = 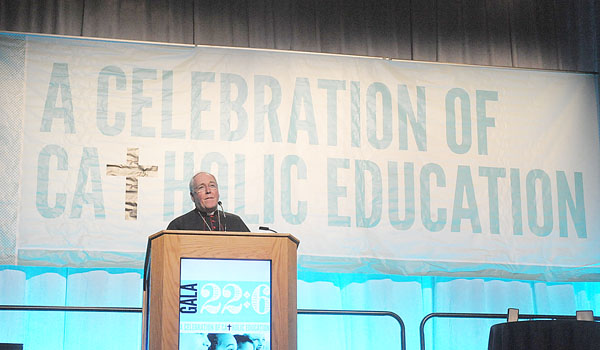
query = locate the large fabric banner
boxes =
[3,34,599,280]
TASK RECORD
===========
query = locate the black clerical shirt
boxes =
[166,209,250,232]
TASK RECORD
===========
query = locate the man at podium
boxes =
[167,172,250,232]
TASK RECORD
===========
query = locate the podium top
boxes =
[148,229,300,246]
[142,230,299,291]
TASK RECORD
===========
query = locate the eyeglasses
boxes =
[193,183,218,193]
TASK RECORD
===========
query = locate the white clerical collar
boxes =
[197,208,216,216]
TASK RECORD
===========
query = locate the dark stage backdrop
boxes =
[0,0,598,72]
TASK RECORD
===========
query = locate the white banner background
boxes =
[9,35,600,280]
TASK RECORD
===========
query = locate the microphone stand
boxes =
[218,201,227,231]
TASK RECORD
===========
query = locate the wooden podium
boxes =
[141,230,299,350]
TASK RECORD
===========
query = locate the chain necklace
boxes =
[199,211,212,231]
[197,210,221,231]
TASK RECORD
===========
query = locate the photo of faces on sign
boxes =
[180,332,268,350]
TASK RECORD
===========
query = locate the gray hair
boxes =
[189,172,217,193]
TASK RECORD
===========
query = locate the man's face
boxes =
[197,333,210,350]
[190,173,219,212]
[247,334,264,349]
[215,333,236,350]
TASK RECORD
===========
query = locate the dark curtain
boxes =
[0,0,598,72]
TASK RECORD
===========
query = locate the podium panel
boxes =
[142,230,299,350]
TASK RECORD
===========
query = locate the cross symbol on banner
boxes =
[106,147,158,220]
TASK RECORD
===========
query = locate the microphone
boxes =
[218,201,227,231]
[259,226,278,233]
[217,201,226,218]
